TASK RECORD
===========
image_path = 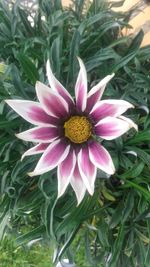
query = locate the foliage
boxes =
[0,0,150,266]
[0,237,52,267]
[0,234,89,267]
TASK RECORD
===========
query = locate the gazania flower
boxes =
[6,58,137,204]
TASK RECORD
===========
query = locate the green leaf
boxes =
[126,129,150,145]
[145,220,150,266]
[123,180,150,202]
[81,11,108,30]
[110,51,138,72]
[56,194,98,237]
[17,53,39,84]
[110,31,144,73]
[68,30,81,85]
[0,119,20,129]
[16,226,45,246]
[97,220,109,248]
[109,224,125,266]
[50,37,61,78]
[109,201,124,229]
[43,196,57,239]
[122,192,134,222]
[86,47,119,71]
[0,212,10,240]
[54,0,62,10]
[0,63,7,73]
[125,30,144,55]
[11,64,29,98]
[110,0,125,8]
[102,188,116,202]
[57,226,80,262]
[119,161,145,179]
[126,147,150,167]
[18,7,34,35]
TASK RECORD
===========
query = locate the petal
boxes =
[70,162,86,205]
[5,100,57,126]
[119,115,138,131]
[57,149,76,198]
[21,143,49,160]
[95,116,135,140]
[78,147,97,195]
[46,60,74,107]
[88,141,115,175]
[75,57,87,112]
[35,81,69,118]
[90,99,134,123]
[86,74,115,112]
[29,139,70,176]
[16,126,59,143]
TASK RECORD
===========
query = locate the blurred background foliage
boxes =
[0,0,150,266]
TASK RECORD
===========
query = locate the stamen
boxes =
[64,116,92,143]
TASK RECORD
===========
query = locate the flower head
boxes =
[6,58,137,204]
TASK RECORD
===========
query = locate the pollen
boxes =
[64,116,92,144]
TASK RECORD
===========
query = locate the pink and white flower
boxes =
[6,58,137,204]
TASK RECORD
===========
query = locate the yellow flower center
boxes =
[64,116,92,144]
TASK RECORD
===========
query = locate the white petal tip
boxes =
[129,121,138,131]
[107,167,115,176]
[76,56,81,61]
[112,169,116,175]
[35,80,40,87]
[76,193,86,206]
[5,99,14,106]
[15,133,25,140]
[57,184,69,199]
[21,152,28,161]
[77,57,86,69]
[119,116,138,132]
[110,73,115,78]
[131,104,135,108]
[46,59,51,72]
[21,156,24,161]
[28,169,45,177]
[134,124,138,131]
[76,195,86,206]
[89,190,94,196]
[85,184,94,196]
[15,133,19,138]
[46,59,50,65]
[57,191,64,199]
[76,200,82,206]
[57,193,61,199]
[28,171,35,177]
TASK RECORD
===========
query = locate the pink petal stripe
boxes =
[46,60,74,107]
[119,115,138,131]
[95,116,135,140]
[88,141,115,175]
[21,143,49,160]
[86,74,115,112]
[78,147,97,195]
[5,100,57,126]
[16,126,59,143]
[35,81,69,118]
[90,99,134,123]
[29,139,70,176]
[75,57,87,112]
[70,162,86,205]
[57,149,76,198]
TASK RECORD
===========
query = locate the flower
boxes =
[6,58,137,204]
